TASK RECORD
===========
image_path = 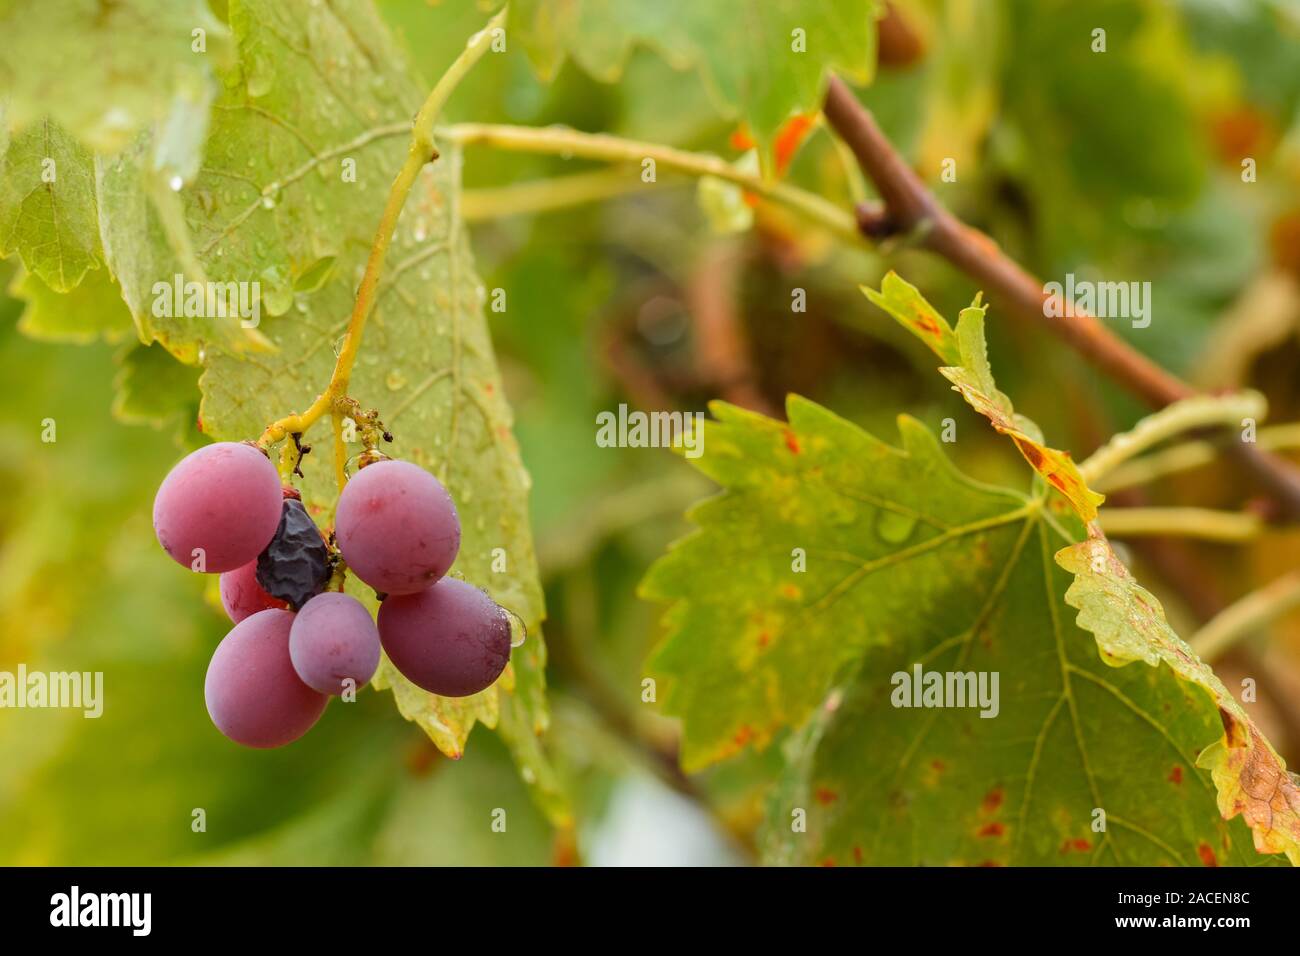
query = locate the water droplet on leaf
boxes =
[875,509,918,545]
[258,264,294,316]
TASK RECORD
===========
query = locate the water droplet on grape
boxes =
[501,605,527,648]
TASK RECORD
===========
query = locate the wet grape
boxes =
[335,460,460,595]
[204,608,328,748]
[153,442,282,573]
[377,578,510,697]
[289,592,381,695]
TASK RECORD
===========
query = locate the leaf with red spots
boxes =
[863,272,1104,522]
[1058,533,1300,865]
[645,395,1286,865]
[862,272,962,365]
[731,114,818,176]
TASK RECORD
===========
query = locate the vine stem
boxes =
[1078,391,1266,487]
[256,8,508,470]
[1190,570,1300,661]
[1097,506,1262,543]
[1095,423,1300,493]
[441,122,864,245]
[461,169,648,221]
[820,74,1300,519]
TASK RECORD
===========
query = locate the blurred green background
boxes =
[3,0,1300,864]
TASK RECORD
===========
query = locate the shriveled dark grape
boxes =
[256,498,331,610]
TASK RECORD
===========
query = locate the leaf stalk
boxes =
[256,7,508,484]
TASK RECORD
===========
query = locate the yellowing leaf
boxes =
[864,271,1105,521]
[1057,534,1300,865]
[860,272,961,365]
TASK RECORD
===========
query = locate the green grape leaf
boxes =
[999,0,1204,259]
[0,119,102,292]
[0,0,231,173]
[864,271,1105,522]
[508,0,879,163]
[112,342,202,430]
[91,0,562,820]
[369,653,500,762]
[641,398,1025,770]
[10,266,133,344]
[645,396,1289,864]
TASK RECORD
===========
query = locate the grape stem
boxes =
[440,122,864,244]
[1097,506,1263,543]
[820,74,1300,519]
[1093,423,1300,493]
[1078,391,1267,487]
[1190,570,1300,661]
[460,168,651,221]
[255,7,508,485]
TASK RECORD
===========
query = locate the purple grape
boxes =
[153,442,283,573]
[289,592,381,695]
[219,559,288,623]
[204,608,328,748]
[377,578,511,697]
[335,460,461,595]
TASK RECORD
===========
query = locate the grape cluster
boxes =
[153,442,514,748]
